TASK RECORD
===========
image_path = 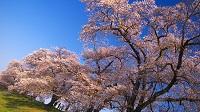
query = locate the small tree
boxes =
[0,60,23,88]
[81,0,200,111]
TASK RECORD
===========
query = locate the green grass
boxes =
[0,88,59,112]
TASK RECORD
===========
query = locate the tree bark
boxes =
[126,96,135,112]
[86,106,100,112]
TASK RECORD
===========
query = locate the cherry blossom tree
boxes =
[0,60,23,88]
[1,48,102,111]
[81,0,200,111]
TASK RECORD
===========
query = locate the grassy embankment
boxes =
[0,88,59,112]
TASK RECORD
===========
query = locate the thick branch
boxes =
[134,64,177,112]
[185,34,200,44]
[157,97,200,102]
[186,42,200,46]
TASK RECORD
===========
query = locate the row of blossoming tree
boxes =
[0,0,200,112]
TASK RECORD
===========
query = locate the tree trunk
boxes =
[86,107,94,112]
[127,106,135,112]
[86,106,100,112]
[94,109,100,112]
[46,94,58,107]
[126,96,135,112]
[133,106,142,112]
[127,106,142,112]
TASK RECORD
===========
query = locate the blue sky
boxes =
[0,0,87,70]
[0,0,181,70]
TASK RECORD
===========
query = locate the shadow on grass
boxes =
[1,89,59,112]
[3,93,43,109]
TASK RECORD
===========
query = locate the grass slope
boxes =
[0,88,59,112]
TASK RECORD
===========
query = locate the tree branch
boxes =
[157,97,200,102]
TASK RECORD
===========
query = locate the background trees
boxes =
[0,48,102,111]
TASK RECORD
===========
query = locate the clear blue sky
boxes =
[0,0,180,70]
[0,0,87,70]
